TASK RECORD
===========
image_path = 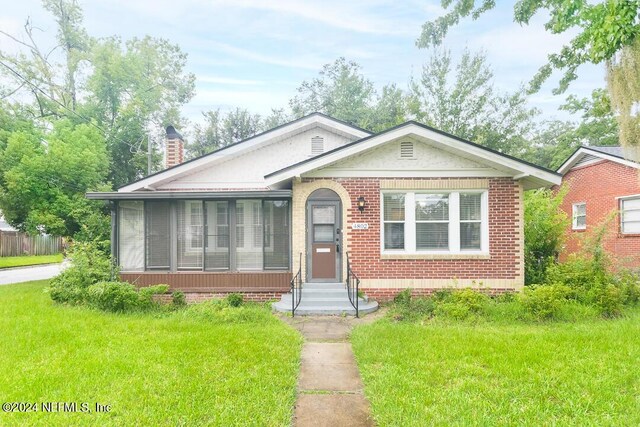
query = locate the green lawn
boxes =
[0,281,302,426]
[352,314,640,426]
[0,254,63,269]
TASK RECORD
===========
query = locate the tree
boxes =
[408,49,537,155]
[290,58,376,128]
[185,110,223,159]
[524,188,569,285]
[0,119,109,237]
[370,84,409,132]
[0,0,196,188]
[417,0,640,151]
[521,89,620,169]
[222,108,262,144]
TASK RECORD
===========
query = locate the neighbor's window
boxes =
[381,191,487,254]
[572,202,586,230]
[383,194,405,250]
[621,197,640,234]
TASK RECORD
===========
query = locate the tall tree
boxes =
[290,58,375,128]
[409,49,537,155]
[222,108,262,144]
[417,0,640,151]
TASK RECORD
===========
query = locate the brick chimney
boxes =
[165,125,184,168]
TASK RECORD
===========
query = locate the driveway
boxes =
[0,262,66,285]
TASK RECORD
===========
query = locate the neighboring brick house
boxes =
[88,113,560,313]
[557,146,640,269]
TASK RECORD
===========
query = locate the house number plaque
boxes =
[351,223,369,230]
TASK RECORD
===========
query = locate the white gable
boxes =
[157,128,356,190]
[306,137,503,178]
[118,113,370,192]
[557,146,640,175]
[266,123,561,189]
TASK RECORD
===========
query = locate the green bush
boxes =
[432,289,491,320]
[393,288,412,305]
[172,291,187,307]
[591,283,624,318]
[48,241,114,305]
[86,281,141,313]
[226,293,244,307]
[86,282,168,313]
[518,284,571,321]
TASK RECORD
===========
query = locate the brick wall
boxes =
[559,160,640,268]
[295,176,524,290]
[154,291,284,304]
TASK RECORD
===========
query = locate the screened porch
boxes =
[110,194,291,273]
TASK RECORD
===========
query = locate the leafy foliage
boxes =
[409,49,537,155]
[86,282,168,313]
[523,188,569,284]
[417,0,640,94]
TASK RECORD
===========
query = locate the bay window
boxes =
[382,190,488,254]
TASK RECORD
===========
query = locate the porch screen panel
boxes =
[118,201,144,271]
[205,201,230,270]
[177,200,203,270]
[264,200,290,269]
[236,200,263,270]
[145,201,170,270]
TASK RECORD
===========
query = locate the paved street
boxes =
[0,262,66,285]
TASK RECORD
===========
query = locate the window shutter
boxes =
[400,141,414,158]
[311,136,324,155]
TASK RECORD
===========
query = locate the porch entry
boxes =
[306,189,342,282]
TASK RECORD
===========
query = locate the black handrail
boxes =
[346,252,360,318]
[291,252,303,317]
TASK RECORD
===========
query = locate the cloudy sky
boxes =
[1,0,606,126]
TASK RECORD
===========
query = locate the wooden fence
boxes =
[0,231,63,257]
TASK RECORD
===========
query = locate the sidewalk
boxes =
[0,261,66,285]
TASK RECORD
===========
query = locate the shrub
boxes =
[226,293,244,307]
[393,289,412,305]
[86,281,141,313]
[590,283,624,318]
[518,284,571,321]
[86,282,168,313]
[172,291,187,307]
[178,299,275,324]
[48,241,114,305]
[432,289,491,320]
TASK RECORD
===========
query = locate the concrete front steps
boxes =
[272,282,379,316]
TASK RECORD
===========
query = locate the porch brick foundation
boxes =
[154,291,285,304]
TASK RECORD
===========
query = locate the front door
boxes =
[307,200,341,282]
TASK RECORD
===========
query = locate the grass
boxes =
[0,281,302,426]
[0,254,63,269]
[352,312,640,426]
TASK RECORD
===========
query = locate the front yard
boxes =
[0,281,302,426]
[351,314,640,426]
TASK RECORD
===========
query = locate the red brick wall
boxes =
[364,287,515,302]
[154,291,284,304]
[305,177,522,285]
[559,160,640,268]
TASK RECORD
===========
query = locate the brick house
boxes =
[88,113,560,314]
[557,146,640,269]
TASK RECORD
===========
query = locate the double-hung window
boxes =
[382,190,488,254]
[572,203,586,230]
[620,197,640,234]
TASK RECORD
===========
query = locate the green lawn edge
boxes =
[0,254,63,269]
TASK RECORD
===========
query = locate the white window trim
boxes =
[572,202,586,230]
[380,190,489,256]
[620,196,640,235]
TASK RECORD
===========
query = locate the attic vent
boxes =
[311,136,324,155]
[573,153,600,168]
[400,141,414,158]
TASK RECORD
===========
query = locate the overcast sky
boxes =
[1,0,607,126]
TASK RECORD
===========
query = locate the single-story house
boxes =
[87,113,560,312]
[557,145,640,268]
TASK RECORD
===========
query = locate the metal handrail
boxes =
[346,252,360,318]
[291,252,303,317]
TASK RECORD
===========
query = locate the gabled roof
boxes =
[265,121,561,189]
[118,112,371,192]
[557,146,640,175]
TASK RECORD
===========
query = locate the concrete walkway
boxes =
[284,315,383,427]
[0,261,66,285]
